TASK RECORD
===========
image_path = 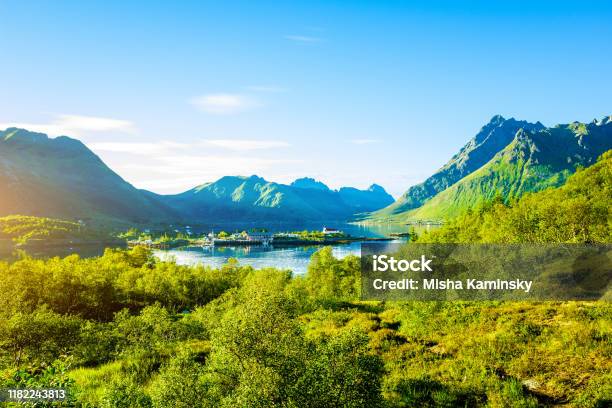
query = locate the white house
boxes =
[322,227,342,235]
[247,231,274,245]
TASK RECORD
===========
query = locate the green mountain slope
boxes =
[164,175,340,221]
[401,117,612,221]
[417,149,612,243]
[163,176,394,222]
[371,115,545,219]
[0,128,178,225]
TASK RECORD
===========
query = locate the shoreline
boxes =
[130,236,396,249]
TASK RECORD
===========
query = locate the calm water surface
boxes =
[1,223,438,275]
[154,242,368,275]
[154,223,437,275]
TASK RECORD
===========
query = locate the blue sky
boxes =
[1,0,611,196]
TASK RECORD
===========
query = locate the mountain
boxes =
[0,128,177,225]
[417,149,612,243]
[162,176,394,222]
[372,115,612,221]
[337,184,394,213]
[0,128,395,225]
[290,177,330,191]
[372,115,545,219]
[7,113,607,227]
[290,178,394,213]
[162,175,346,222]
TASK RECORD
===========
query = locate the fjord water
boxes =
[153,223,427,275]
[154,242,365,275]
[0,223,435,274]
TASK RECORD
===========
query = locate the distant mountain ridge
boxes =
[161,175,394,222]
[291,177,330,191]
[371,115,612,222]
[337,184,394,213]
[3,113,609,226]
[290,177,394,213]
[0,128,394,225]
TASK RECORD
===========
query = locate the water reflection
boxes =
[0,223,435,275]
[154,241,368,275]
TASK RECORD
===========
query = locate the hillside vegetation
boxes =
[0,215,115,246]
[372,116,611,222]
[0,246,609,407]
[417,150,611,244]
[1,150,610,408]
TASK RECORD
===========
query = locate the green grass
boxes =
[70,361,124,405]
[64,300,611,407]
[298,300,611,407]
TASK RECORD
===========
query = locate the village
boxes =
[126,226,393,249]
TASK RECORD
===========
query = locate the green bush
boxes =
[0,309,82,365]
[100,377,152,408]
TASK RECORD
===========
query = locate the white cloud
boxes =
[132,176,217,192]
[350,139,381,145]
[114,154,303,193]
[87,141,187,155]
[0,114,136,137]
[55,115,135,133]
[190,93,259,115]
[202,139,290,151]
[86,138,300,193]
[88,139,289,154]
[285,35,323,43]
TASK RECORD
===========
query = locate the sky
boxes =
[1,0,611,197]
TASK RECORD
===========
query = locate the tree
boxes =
[201,278,384,407]
[306,247,360,301]
[101,378,152,408]
[0,309,82,365]
[300,330,385,408]
[150,351,211,408]
[205,290,306,407]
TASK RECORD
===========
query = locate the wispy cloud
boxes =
[0,114,136,137]
[87,138,297,192]
[203,139,290,151]
[88,139,289,155]
[55,115,135,133]
[284,35,323,43]
[87,141,188,155]
[190,93,259,115]
[350,139,381,145]
[115,155,303,192]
